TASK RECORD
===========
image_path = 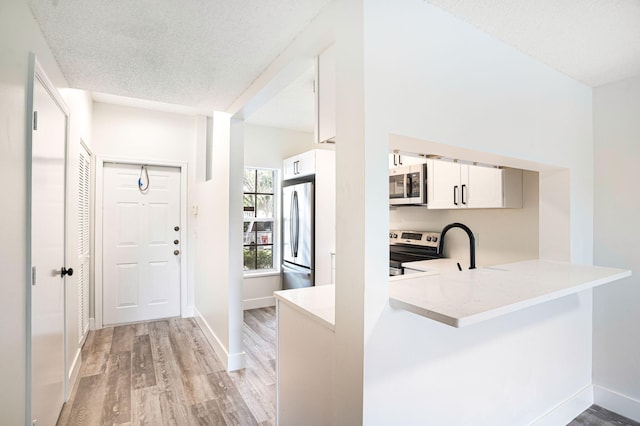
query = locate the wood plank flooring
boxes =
[57,306,639,426]
[57,307,276,426]
[570,405,640,426]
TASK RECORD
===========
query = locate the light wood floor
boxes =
[57,306,639,426]
[57,307,276,426]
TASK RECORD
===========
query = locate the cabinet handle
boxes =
[294,161,299,174]
[453,185,458,206]
[461,184,467,205]
[393,155,398,166]
[399,155,403,165]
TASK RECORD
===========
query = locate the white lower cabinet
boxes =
[277,300,334,425]
[426,159,522,209]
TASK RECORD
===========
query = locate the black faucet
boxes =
[438,223,476,270]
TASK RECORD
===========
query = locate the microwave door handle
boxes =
[406,174,412,198]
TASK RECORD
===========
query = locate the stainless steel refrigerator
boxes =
[282,179,314,289]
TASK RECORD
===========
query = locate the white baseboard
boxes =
[531,385,593,426]
[182,304,195,318]
[594,384,640,422]
[244,296,276,310]
[89,317,96,330]
[194,308,246,372]
[66,348,82,400]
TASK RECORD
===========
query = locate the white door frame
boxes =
[95,156,189,329]
[78,138,93,342]
[26,53,71,420]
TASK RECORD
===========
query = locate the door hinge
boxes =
[33,111,38,130]
[31,266,36,286]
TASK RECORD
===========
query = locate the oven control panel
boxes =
[389,230,441,248]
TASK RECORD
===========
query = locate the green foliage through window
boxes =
[243,168,276,271]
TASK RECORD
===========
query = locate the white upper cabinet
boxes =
[315,45,336,144]
[427,159,461,209]
[388,153,427,168]
[426,159,522,209]
[464,164,504,208]
[283,150,317,180]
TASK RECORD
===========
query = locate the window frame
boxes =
[243,167,280,275]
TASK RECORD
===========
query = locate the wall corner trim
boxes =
[194,308,247,372]
[594,384,640,422]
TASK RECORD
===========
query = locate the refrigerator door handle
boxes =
[293,190,299,258]
[289,191,295,258]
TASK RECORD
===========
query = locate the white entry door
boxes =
[30,66,68,426]
[102,163,181,325]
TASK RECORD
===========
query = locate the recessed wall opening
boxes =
[389,133,571,266]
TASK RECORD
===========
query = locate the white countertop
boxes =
[274,285,335,331]
[389,259,631,327]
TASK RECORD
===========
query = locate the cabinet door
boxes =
[295,150,316,178]
[389,153,426,168]
[389,153,399,168]
[464,165,504,208]
[316,45,336,143]
[283,156,298,180]
[427,159,461,209]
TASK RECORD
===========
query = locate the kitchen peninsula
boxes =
[274,260,630,424]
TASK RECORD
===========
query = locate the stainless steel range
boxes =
[389,230,442,276]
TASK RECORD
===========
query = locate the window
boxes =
[243,168,277,272]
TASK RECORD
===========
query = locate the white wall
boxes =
[243,124,327,309]
[91,102,198,321]
[333,1,594,424]
[244,123,319,168]
[193,113,246,370]
[390,170,539,268]
[0,0,75,422]
[592,75,640,421]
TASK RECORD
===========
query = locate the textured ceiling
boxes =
[427,0,640,87]
[29,0,640,130]
[28,0,331,111]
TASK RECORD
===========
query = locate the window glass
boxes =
[243,168,277,272]
[257,169,273,193]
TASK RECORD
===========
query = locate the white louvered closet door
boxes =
[78,144,91,343]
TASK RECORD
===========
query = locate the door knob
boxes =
[174,250,180,256]
[61,267,73,277]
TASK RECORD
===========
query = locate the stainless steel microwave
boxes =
[389,164,427,206]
